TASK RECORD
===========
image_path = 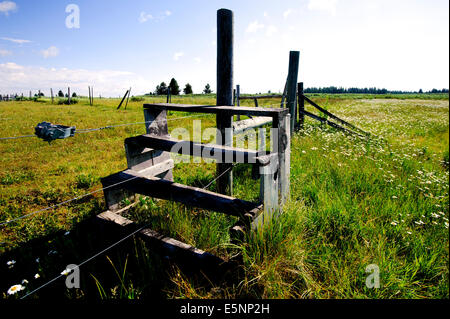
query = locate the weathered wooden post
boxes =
[68,87,71,104]
[298,82,304,129]
[286,51,299,134]
[50,88,54,104]
[125,87,131,109]
[274,113,291,205]
[216,8,234,195]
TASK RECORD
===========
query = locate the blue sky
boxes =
[0,0,448,96]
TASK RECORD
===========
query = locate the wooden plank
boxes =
[255,153,279,230]
[286,51,299,134]
[96,210,227,267]
[125,134,268,164]
[142,107,173,181]
[232,117,273,134]
[302,94,369,135]
[143,103,288,118]
[117,89,129,110]
[101,170,260,218]
[125,87,131,110]
[299,109,365,137]
[238,94,283,100]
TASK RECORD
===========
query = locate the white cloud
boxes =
[0,1,17,15]
[40,46,59,58]
[139,10,171,23]
[0,62,154,97]
[1,37,31,44]
[139,11,153,23]
[246,20,264,33]
[173,52,184,61]
[0,49,12,56]
[266,25,278,37]
[283,9,293,19]
[308,0,338,16]
[194,57,201,63]
[263,11,269,18]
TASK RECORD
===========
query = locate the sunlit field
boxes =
[0,94,448,299]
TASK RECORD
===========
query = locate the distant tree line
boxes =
[148,78,213,95]
[303,86,449,94]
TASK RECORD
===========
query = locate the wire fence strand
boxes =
[0,114,209,141]
[17,117,270,299]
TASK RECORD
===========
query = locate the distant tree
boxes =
[183,83,193,95]
[72,92,77,97]
[419,89,423,94]
[155,82,168,95]
[203,83,212,94]
[58,90,64,97]
[169,78,180,95]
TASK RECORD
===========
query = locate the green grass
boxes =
[0,94,448,299]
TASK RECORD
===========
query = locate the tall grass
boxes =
[0,95,448,299]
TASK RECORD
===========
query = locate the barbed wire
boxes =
[16,120,269,299]
[0,114,208,141]
[20,223,149,299]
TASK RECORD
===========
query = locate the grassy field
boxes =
[0,94,448,299]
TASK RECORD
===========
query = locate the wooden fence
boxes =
[97,8,367,266]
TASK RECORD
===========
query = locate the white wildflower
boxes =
[34,273,40,279]
[61,268,71,276]
[22,279,28,285]
[7,284,25,295]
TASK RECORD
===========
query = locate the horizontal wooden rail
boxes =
[96,210,228,268]
[238,94,283,100]
[233,117,273,134]
[101,170,261,219]
[144,103,288,118]
[125,134,272,163]
[301,94,370,136]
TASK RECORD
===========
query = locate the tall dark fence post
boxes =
[286,51,299,134]
[298,82,304,129]
[216,8,234,195]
